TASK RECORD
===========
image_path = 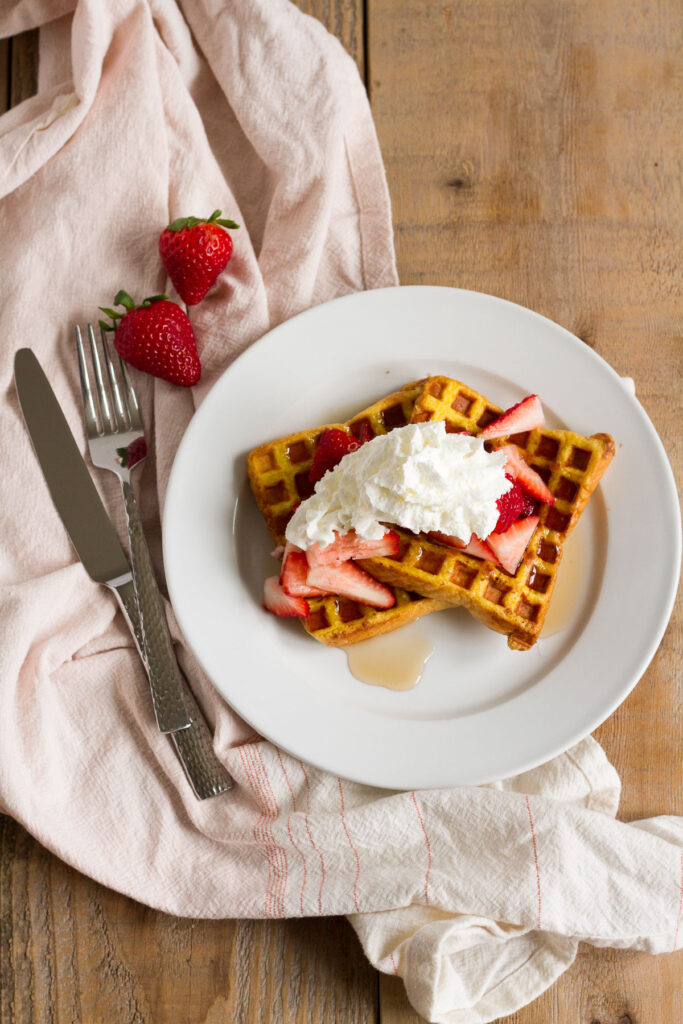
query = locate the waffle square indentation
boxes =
[286,441,310,464]
[477,407,498,429]
[568,446,592,470]
[451,563,477,589]
[415,548,446,575]
[388,538,410,563]
[306,607,330,632]
[254,450,277,473]
[451,391,474,415]
[555,476,579,503]
[294,471,315,500]
[484,581,510,606]
[336,599,363,623]
[546,508,571,534]
[445,421,469,434]
[382,404,408,430]
[426,379,446,399]
[527,566,551,593]
[535,436,559,460]
[350,417,375,440]
[273,513,293,538]
[533,463,552,484]
[516,598,540,622]
[509,431,530,448]
[264,481,288,504]
[538,539,559,563]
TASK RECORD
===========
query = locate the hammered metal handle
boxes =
[121,479,191,733]
[111,577,232,798]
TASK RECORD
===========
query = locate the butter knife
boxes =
[14,348,232,799]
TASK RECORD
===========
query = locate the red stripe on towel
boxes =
[411,792,432,906]
[525,795,542,930]
[239,745,274,917]
[299,760,326,914]
[338,778,361,913]
[276,748,307,917]
[252,744,288,918]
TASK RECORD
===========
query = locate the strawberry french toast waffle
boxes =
[247,376,614,650]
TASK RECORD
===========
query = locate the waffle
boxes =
[247,383,448,645]
[357,376,615,650]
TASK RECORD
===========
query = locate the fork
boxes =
[75,325,232,795]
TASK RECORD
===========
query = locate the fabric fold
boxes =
[0,2,680,1022]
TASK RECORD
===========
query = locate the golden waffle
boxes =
[247,383,448,645]
[357,376,615,650]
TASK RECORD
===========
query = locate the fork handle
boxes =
[109,577,232,798]
[120,479,192,733]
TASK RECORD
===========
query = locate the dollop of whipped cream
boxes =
[285,421,511,549]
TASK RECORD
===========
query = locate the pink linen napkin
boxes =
[0,2,681,1021]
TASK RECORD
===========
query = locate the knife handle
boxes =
[110,577,233,799]
[119,479,192,733]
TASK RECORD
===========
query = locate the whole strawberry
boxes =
[99,291,201,387]
[159,209,239,305]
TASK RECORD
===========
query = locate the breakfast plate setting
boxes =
[164,285,681,790]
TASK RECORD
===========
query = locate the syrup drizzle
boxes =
[346,624,434,690]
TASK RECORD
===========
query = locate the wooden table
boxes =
[1,4,681,1021]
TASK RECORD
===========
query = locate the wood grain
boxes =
[1,3,682,1024]
[0,815,378,1024]
[369,0,682,1021]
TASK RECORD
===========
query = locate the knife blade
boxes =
[14,347,231,798]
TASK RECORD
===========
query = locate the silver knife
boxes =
[14,348,232,799]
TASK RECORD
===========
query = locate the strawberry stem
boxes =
[114,290,136,311]
[165,210,240,231]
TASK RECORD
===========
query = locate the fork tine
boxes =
[118,355,143,431]
[75,325,100,437]
[99,327,129,431]
[87,324,115,432]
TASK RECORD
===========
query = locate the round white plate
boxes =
[163,287,681,789]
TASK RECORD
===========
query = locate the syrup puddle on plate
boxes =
[345,623,434,690]
[540,522,590,639]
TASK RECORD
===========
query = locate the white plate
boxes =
[163,287,681,788]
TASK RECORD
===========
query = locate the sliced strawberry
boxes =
[493,475,525,533]
[428,532,498,563]
[263,576,309,617]
[487,516,540,574]
[308,428,360,483]
[281,550,327,597]
[519,493,538,518]
[499,445,555,505]
[479,395,545,440]
[306,529,400,567]
[270,545,285,561]
[306,561,396,609]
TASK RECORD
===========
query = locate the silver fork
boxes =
[75,325,232,796]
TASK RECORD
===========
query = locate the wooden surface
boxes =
[1,3,681,1022]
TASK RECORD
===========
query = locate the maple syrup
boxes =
[345,624,434,690]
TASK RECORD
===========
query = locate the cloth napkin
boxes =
[0,2,681,1021]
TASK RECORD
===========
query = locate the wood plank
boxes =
[0,38,10,114]
[0,815,378,1024]
[369,1,682,1022]
[9,29,38,106]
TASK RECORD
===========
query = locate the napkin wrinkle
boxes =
[0,3,680,1024]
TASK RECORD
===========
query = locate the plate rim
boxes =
[163,285,682,788]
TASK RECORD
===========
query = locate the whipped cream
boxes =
[285,421,510,549]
